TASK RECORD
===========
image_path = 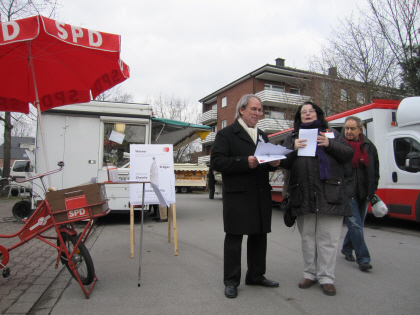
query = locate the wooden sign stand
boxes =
[129,203,178,258]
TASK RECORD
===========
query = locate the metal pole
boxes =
[27,42,51,187]
[138,183,145,287]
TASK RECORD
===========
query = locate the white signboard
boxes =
[129,144,175,206]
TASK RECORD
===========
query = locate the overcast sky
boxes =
[1,0,367,144]
[60,0,366,105]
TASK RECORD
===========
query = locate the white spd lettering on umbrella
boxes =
[1,21,20,41]
[56,22,103,47]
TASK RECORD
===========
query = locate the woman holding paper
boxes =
[281,101,353,296]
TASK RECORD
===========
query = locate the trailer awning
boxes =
[151,117,211,150]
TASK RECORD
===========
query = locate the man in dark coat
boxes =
[210,94,280,299]
[341,116,379,271]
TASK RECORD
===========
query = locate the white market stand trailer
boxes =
[268,97,420,222]
[174,163,208,193]
[33,101,211,211]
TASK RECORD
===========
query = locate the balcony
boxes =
[200,131,216,145]
[257,118,293,134]
[256,90,311,108]
[198,155,210,165]
[198,109,217,125]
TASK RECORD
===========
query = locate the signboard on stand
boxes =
[129,144,175,206]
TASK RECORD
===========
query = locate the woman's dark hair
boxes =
[293,101,329,130]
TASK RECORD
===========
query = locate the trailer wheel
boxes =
[175,187,179,193]
[180,187,188,194]
[12,201,32,220]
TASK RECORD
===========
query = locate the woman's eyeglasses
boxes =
[301,109,316,115]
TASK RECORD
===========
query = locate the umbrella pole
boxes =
[28,42,52,187]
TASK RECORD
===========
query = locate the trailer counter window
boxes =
[103,123,146,168]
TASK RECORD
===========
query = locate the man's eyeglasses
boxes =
[246,107,263,115]
[301,109,316,115]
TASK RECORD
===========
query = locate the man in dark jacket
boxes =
[341,116,379,271]
[211,94,280,299]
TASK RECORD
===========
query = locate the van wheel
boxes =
[180,187,188,194]
[175,187,179,193]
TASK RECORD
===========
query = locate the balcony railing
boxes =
[198,109,217,125]
[256,90,311,107]
[257,118,293,134]
[200,131,216,145]
[198,155,210,164]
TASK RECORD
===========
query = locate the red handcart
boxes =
[0,162,109,298]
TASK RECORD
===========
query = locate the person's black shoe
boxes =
[224,286,237,298]
[152,217,160,221]
[245,278,279,287]
[156,219,168,222]
[341,250,355,262]
[359,262,373,271]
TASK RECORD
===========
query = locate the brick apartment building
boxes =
[197,58,388,164]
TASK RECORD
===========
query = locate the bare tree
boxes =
[95,85,134,103]
[310,13,400,113]
[366,0,420,92]
[9,109,37,137]
[0,0,59,196]
[150,93,201,163]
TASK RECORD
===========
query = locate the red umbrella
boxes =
[0,15,130,181]
[0,15,130,113]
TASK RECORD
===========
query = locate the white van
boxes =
[9,160,33,196]
[268,97,420,222]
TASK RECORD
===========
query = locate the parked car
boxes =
[9,160,33,197]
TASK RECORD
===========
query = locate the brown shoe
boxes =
[298,278,317,289]
[321,283,336,296]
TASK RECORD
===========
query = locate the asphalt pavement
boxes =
[1,192,420,315]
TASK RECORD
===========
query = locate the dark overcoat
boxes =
[210,120,277,235]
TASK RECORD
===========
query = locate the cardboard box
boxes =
[46,183,108,222]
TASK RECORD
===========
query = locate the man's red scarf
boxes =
[346,134,370,168]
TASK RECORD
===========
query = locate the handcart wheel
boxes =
[57,232,95,285]
[12,200,32,220]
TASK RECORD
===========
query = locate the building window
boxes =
[212,103,217,109]
[212,125,217,132]
[341,89,348,101]
[290,88,300,95]
[264,84,285,92]
[221,97,227,108]
[221,120,227,129]
[264,110,284,119]
[357,92,365,104]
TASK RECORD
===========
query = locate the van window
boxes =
[393,137,420,170]
[12,161,33,172]
[103,123,146,168]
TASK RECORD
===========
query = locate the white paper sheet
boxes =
[109,130,125,144]
[298,129,318,157]
[254,141,292,163]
